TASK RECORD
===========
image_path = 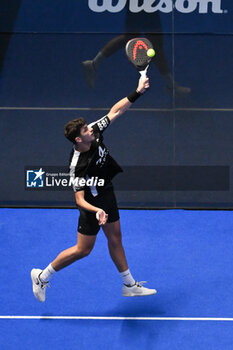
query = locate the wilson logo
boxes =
[88,0,224,14]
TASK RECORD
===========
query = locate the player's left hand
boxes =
[137,77,150,94]
[96,209,108,225]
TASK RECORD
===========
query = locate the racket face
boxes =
[126,37,153,70]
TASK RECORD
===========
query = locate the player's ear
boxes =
[75,136,82,143]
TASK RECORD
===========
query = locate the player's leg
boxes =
[102,220,128,273]
[31,231,97,302]
[102,220,157,297]
[100,33,136,58]
[50,232,96,271]
[146,33,170,76]
[146,32,191,95]
[82,33,138,88]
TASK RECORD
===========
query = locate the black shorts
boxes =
[77,187,119,236]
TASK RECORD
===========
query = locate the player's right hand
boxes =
[137,77,150,94]
[96,209,108,225]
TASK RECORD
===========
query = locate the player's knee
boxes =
[108,231,122,248]
[73,244,93,259]
[77,246,93,258]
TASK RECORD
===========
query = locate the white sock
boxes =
[39,263,56,283]
[120,269,135,287]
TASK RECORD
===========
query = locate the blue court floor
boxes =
[0,208,233,349]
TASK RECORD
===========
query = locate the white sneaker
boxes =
[122,281,157,297]
[31,268,49,302]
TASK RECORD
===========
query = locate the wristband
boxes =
[127,89,142,103]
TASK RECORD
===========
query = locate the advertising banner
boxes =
[0,0,232,34]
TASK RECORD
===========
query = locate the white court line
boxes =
[0,316,233,321]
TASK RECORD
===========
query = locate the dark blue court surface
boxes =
[1,208,233,349]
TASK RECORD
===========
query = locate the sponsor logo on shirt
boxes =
[96,146,109,167]
[97,117,109,131]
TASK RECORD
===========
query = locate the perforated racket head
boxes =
[126,37,154,71]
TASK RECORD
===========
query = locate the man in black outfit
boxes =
[31,76,156,302]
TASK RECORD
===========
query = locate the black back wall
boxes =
[1,0,233,208]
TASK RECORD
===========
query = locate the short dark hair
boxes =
[64,118,86,143]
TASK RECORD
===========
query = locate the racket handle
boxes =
[139,64,149,80]
[139,70,147,79]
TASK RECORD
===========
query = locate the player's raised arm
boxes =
[107,76,149,124]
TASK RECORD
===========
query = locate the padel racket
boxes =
[125,37,154,78]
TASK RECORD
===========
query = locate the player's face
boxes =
[79,124,95,143]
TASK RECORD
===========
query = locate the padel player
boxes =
[31,76,156,302]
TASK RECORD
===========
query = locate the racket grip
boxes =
[139,70,147,79]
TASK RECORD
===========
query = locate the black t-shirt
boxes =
[69,116,123,198]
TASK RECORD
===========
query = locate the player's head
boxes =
[64,118,94,144]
